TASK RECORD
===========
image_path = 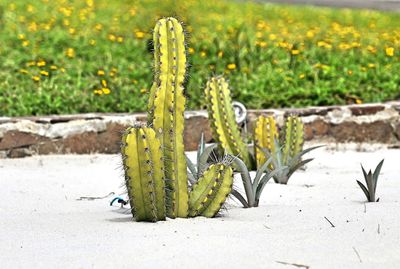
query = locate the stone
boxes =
[183,116,213,151]
[0,131,50,150]
[62,132,99,154]
[349,105,385,116]
[394,123,400,140]
[329,121,394,143]
[8,148,34,158]
[304,119,329,140]
[97,123,129,153]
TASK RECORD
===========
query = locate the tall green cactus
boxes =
[189,163,233,217]
[254,115,278,168]
[205,76,252,168]
[148,17,188,218]
[121,126,166,222]
[282,115,304,165]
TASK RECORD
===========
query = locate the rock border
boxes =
[0,102,399,158]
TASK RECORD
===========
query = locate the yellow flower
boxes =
[40,70,49,76]
[269,34,276,40]
[102,88,111,95]
[347,70,353,75]
[95,24,103,31]
[93,89,103,95]
[218,51,223,58]
[299,74,305,79]
[22,40,30,47]
[108,34,116,41]
[355,99,363,104]
[97,70,105,76]
[27,61,36,67]
[66,48,75,58]
[306,30,314,38]
[117,36,124,43]
[227,63,236,70]
[291,49,300,55]
[18,34,25,40]
[368,63,376,68]
[367,45,377,54]
[140,88,147,94]
[135,31,145,39]
[188,47,195,54]
[385,47,394,57]
[37,60,46,67]
[101,79,107,87]
[19,69,29,74]
[200,51,206,57]
[69,28,76,35]
[50,65,58,70]
[32,76,40,82]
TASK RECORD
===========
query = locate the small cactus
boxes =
[205,76,253,168]
[189,163,233,217]
[282,115,304,165]
[254,115,278,168]
[121,126,166,222]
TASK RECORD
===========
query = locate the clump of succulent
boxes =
[255,115,322,184]
[120,18,232,222]
[356,159,384,202]
[121,126,166,222]
[204,76,254,169]
[229,155,284,207]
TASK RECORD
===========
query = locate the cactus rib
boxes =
[282,115,304,165]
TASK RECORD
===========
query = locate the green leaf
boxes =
[356,180,371,202]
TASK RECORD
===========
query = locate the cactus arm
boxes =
[123,127,166,222]
[188,164,220,217]
[201,166,233,218]
[282,116,304,165]
[152,18,188,218]
[205,77,252,167]
[254,116,278,168]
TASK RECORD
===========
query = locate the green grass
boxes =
[0,0,399,116]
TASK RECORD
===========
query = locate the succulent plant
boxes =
[205,76,254,168]
[121,126,166,222]
[256,115,322,184]
[254,115,278,168]
[230,155,284,207]
[189,163,233,217]
[356,159,384,202]
[147,17,189,218]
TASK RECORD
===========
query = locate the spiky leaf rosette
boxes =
[204,76,252,168]
[189,163,233,218]
[282,115,304,165]
[254,115,278,168]
[121,126,166,222]
[149,17,189,218]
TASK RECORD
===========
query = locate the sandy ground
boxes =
[1,147,399,269]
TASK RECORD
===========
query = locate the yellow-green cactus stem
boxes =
[282,115,304,165]
[205,76,252,168]
[150,17,189,218]
[189,163,233,218]
[122,126,166,222]
[254,115,278,168]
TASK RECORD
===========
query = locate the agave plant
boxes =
[356,159,384,202]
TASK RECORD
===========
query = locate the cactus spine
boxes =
[189,163,233,218]
[205,76,252,168]
[149,17,188,218]
[121,126,166,222]
[282,115,304,165]
[254,115,278,168]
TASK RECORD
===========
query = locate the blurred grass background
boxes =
[0,0,399,116]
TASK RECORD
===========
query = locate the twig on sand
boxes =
[276,261,310,269]
[378,224,380,234]
[352,247,362,263]
[263,224,271,229]
[77,192,115,201]
[324,216,335,227]
[364,203,366,213]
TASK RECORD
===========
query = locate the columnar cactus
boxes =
[189,163,233,217]
[121,126,166,222]
[148,17,189,218]
[254,115,278,168]
[282,115,304,165]
[205,76,252,168]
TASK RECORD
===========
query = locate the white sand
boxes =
[1,148,399,268]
